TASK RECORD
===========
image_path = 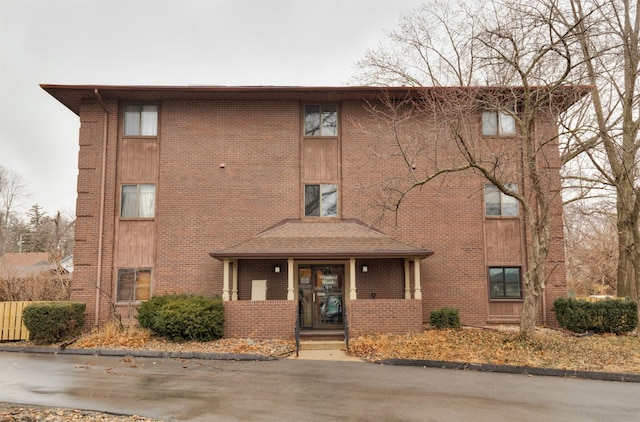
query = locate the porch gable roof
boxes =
[209,219,434,260]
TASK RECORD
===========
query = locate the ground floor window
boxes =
[489,267,522,299]
[117,268,151,302]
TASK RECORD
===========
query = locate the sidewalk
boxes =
[291,349,363,361]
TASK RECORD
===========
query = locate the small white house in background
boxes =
[60,255,74,274]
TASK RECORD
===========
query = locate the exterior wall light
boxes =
[361,264,368,273]
[274,266,281,273]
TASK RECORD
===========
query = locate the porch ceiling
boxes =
[209,219,434,260]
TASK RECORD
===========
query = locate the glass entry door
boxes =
[299,265,344,329]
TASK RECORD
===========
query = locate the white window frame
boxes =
[484,184,519,217]
[120,184,156,218]
[482,110,515,136]
[124,104,158,136]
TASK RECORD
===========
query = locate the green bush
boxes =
[22,302,86,344]
[137,295,224,341]
[429,307,461,329]
[553,298,638,334]
[135,294,172,328]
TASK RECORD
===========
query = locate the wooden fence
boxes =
[0,301,33,341]
[577,296,626,303]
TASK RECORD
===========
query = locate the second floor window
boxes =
[304,105,337,136]
[485,184,519,216]
[121,184,156,218]
[482,110,515,136]
[124,105,158,136]
[305,184,338,217]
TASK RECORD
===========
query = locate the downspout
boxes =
[94,89,109,327]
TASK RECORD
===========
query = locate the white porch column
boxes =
[404,259,411,299]
[222,259,230,301]
[231,260,238,301]
[349,258,357,300]
[287,258,295,300]
[413,258,422,300]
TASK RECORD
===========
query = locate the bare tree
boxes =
[354,0,589,338]
[49,211,75,262]
[564,200,618,296]
[561,0,640,316]
[0,166,29,257]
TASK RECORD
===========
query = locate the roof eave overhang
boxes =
[41,84,593,116]
[209,250,434,261]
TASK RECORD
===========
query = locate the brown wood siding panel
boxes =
[302,138,339,181]
[119,138,159,182]
[484,219,523,264]
[114,220,156,267]
[488,301,523,318]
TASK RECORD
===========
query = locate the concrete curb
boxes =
[1,344,638,382]
[377,358,640,383]
[0,344,275,362]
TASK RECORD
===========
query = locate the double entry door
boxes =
[298,265,344,329]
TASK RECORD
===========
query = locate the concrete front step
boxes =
[299,340,345,351]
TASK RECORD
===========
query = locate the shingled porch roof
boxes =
[209,219,433,260]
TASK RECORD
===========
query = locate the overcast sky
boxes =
[0,0,422,216]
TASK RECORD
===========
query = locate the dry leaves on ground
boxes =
[10,323,640,374]
[349,326,640,373]
[71,323,295,357]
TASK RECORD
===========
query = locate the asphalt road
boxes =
[0,351,638,421]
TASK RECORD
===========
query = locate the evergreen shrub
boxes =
[137,294,224,341]
[553,297,637,334]
[22,301,86,344]
[429,307,461,329]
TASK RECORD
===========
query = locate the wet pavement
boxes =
[1,351,639,421]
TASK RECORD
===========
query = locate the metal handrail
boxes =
[344,309,349,352]
[295,305,300,357]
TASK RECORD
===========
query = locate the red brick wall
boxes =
[70,94,567,332]
[154,100,300,298]
[341,102,490,325]
[354,259,405,299]
[72,99,120,328]
[223,300,297,339]
[237,260,289,300]
[347,299,423,336]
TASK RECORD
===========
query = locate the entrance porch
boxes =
[210,219,433,340]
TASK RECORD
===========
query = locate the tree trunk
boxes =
[520,216,550,339]
[616,204,637,299]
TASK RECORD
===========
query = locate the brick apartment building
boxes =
[42,84,577,339]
